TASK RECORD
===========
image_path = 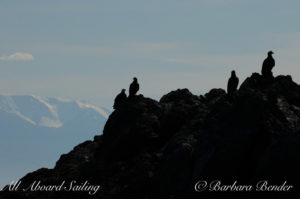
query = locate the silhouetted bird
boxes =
[262,51,275,78]
[129,77,139,98]
[113,89,127,109]
[227,70,239,95]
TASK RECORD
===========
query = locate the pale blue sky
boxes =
[1,0,300,108]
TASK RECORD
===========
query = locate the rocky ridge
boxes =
[1,73,300,199]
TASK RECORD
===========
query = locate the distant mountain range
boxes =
[0,94,110,189]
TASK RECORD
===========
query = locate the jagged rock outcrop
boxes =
[1,74,300,199]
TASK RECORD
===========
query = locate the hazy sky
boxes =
[1,0,300,108]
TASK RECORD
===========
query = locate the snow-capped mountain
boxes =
[0,94,110,189]
[0,94,109,128]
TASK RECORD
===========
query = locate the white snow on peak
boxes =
[15,111,37,125]
[76,101,109,119]
[30,95,63,128]
[52,97,73,103]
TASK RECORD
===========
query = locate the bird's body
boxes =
[262,51,275,77]
[113,89,127,109]
[227,70,239,95]
[129,77,139,98]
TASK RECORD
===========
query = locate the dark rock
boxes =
[204,88,226,102]
[2,74,300,199]
[159,89,205,140]
[160,88,200,105]
[103,95,162,161]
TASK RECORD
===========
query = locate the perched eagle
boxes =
[262,51,275,77]
[227,70,239,95]
[129,77,139,98]
[113,89,127,109]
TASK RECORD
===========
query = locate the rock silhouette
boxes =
[1,74,300,199]
[262,51,275,78]
[227,70,239,95]
[113,89,127,109]
[129,77,139,98]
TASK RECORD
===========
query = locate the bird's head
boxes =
[231,70,236,76]
[133,77,137,81]
[268,51,274,56]
[121,89,126,92]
